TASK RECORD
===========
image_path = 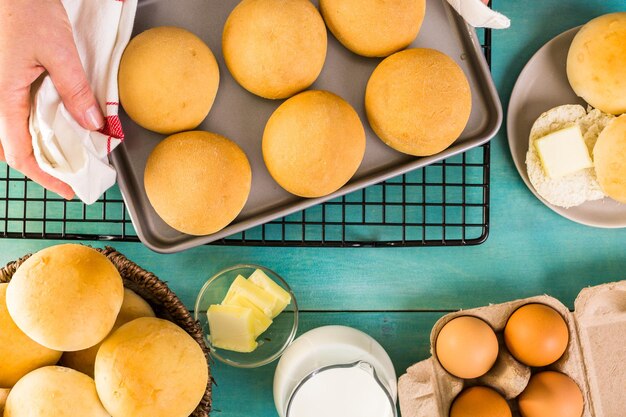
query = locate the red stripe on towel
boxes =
[99,115,124,140]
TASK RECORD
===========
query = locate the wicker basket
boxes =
[0,246,212,417]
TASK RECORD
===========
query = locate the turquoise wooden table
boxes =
[1,1,626,416]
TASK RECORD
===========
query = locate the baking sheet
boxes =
[111,0,502,253]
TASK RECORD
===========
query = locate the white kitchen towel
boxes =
[446,0,510,29]
[29,0,138,204]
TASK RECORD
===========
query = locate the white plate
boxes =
[507,27,626,228]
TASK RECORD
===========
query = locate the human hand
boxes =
[0,0,105,200]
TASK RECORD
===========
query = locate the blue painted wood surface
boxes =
[0,1,625,416]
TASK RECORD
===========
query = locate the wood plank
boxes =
[0,3,623,417]
[0,236,624,313]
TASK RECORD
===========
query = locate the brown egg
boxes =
[435,316,499,379]
[518,371,584,417]
[450,386,512,417]
[504,304,569,367]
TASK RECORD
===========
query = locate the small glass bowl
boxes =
[194,264,298,368]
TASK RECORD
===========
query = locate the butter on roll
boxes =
[534,125,593,179]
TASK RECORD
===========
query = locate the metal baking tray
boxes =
[111,0,502,253]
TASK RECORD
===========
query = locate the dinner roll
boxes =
[144,131,252,235]
[263,90,365,197]
[223,0,327,99]
[320,0,425,57]
[567,13,626,114]
[61,289,155,377]
[4,366,109,417]
[95,317,208,417]
[365,48,471,156]
[0,284,61,387]
[6,245,123,352]
[119,26,220,134]
[594,114,626,203]
[113,289,155,326]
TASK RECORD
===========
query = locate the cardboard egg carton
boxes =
[398,280,626,417]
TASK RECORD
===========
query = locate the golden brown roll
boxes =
[223,0,327,99]
[263,90,365,197]
[6,244,124,352]
[320,0,425,57]
[119,26,220,134]
[144,131,252,235]
[4,366,109,417]
[0,284,61,387]
[567,13,626,114]
[594,114,626,203]
[60,289,155,378]
[365,48,472,156]
[95,317,208,417]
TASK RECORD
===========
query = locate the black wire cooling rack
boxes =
[0,29,492,248]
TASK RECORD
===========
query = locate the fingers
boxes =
[0,87,74,200]
[38,27,104,132]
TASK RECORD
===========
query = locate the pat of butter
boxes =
[248,269,291,318]
[535,125,593,178]
[224,293,272,337]
[207,304,258,353]
[223,275,278,317]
